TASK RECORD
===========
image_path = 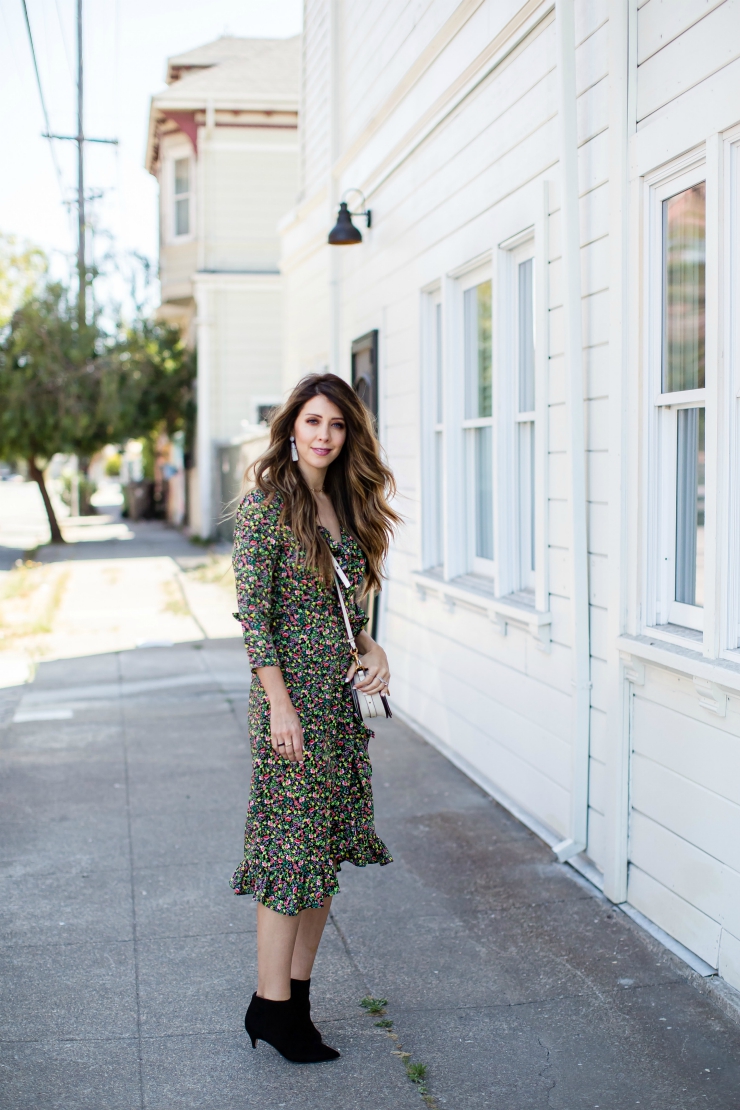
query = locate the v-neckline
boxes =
[319,524,344,547]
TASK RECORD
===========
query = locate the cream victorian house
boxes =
[145,36,299,536]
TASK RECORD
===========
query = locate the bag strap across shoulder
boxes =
[332,556,360,659]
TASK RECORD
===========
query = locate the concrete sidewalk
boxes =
[2,640,740,1109]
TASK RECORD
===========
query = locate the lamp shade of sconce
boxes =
[328,191,372,245]
[328,202,363,245]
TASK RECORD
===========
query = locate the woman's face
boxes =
[292,394,347,472]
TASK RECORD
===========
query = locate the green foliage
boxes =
[0,233,47,327]
[0,285,195,466]
[360,996,388,1015]
[104,453,121,477]
[406,1061,427,1084]
[374,1018,394,1029]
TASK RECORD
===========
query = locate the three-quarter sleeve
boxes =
[232,494,280,668]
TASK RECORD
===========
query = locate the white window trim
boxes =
[420,284,443,570]
[459,262,495,580]
[642,149,718,650]
[721,128,740,661]
[168,148,195,244]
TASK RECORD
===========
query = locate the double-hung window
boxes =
[649,167,707,635]
[463,275,493,574]
[173,156,192,238]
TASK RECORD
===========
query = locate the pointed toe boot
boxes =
[244,992,340,1063]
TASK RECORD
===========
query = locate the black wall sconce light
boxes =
[328,189,371,245]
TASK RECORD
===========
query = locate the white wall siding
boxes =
[282,0,740,994]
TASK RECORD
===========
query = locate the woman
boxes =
[230,372,401,1063]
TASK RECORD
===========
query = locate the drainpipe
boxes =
[554,0,591,863]
[195,282,212,540]
[328,0,341,378]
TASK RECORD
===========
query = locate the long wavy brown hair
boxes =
[248,373,401,595]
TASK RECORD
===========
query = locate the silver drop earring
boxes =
[290,435,299,462]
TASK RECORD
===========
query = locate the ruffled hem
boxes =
[230,857,341,916]
[230,833,393,916]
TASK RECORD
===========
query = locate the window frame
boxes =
[458,262,495,579]
[643,153,714,644]
[722,130,740,659]
[421,285,444,570]
[168,148,195,244]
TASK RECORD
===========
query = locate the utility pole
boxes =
[76,0,85,331]
[42,0,117,330]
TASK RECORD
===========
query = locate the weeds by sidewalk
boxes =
[359,997,438,1109]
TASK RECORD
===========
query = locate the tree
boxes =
[0,282,195,544]
[0,233,47,328]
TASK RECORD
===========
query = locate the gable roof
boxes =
[145,36,300,172]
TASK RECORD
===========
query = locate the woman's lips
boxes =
[311,447,331,456]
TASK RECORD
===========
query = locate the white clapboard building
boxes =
[279,1,740,992]
[145,36,299,535]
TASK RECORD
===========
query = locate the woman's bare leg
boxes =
[291,896,332,980]
[256,903,301,1000]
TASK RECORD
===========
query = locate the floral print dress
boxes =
[230,489,392,916]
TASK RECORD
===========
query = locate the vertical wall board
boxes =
[548,352,567,405]
[630,810,740,928]
[575,0,609,45]
[587,805,607,869]
[580,236,611,295]
[719,928,740,991]
[587,449,610,501]
[587,501,610,556]
[589,754,607,813]
[547,498,571,549]
[590,706,608,761]
[582,288,611,347]
[577,77,610,147]
[589,604,610,659]
[580,180,610,244]
[574,19,609,94]
[637,0,727,65]
[636,0,740,121]
[628,864,723,968]
[590,656,610,712]
[549,546,571,597]
[548,452,571,500]
[549,593,575,648]
[631,753,740,872]
[577,130,610,195]
[549,305,566,358]
[548,403,570,453]
[585,397,611,451]
[588,552,609,606]
[584,342,610,399]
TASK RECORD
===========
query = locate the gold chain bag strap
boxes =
[332,557,392,721]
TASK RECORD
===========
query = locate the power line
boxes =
[19,0,67,204]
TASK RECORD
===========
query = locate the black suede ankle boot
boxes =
[244,992,339,1063]
[291,977,322,1045]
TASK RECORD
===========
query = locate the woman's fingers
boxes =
[272,725,304,762]
[345,661,357,682]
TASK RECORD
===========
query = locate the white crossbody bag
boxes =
[333,557,392,721]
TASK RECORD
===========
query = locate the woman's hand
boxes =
[346,633,391,697]
[268,695,305,762]
[255,666,305,762]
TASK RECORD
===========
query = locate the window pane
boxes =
[464,280,492,418]
[434,430,443,565]
[475,425,493,559]
[518,258,535,412]
[435,302,443,424]
[518,420,535,583]
[662,183,705,393]
[675,406,705,606]
[174,158,190,196]
[175,197,190,236]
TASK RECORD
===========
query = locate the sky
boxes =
[0,0,302,312]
